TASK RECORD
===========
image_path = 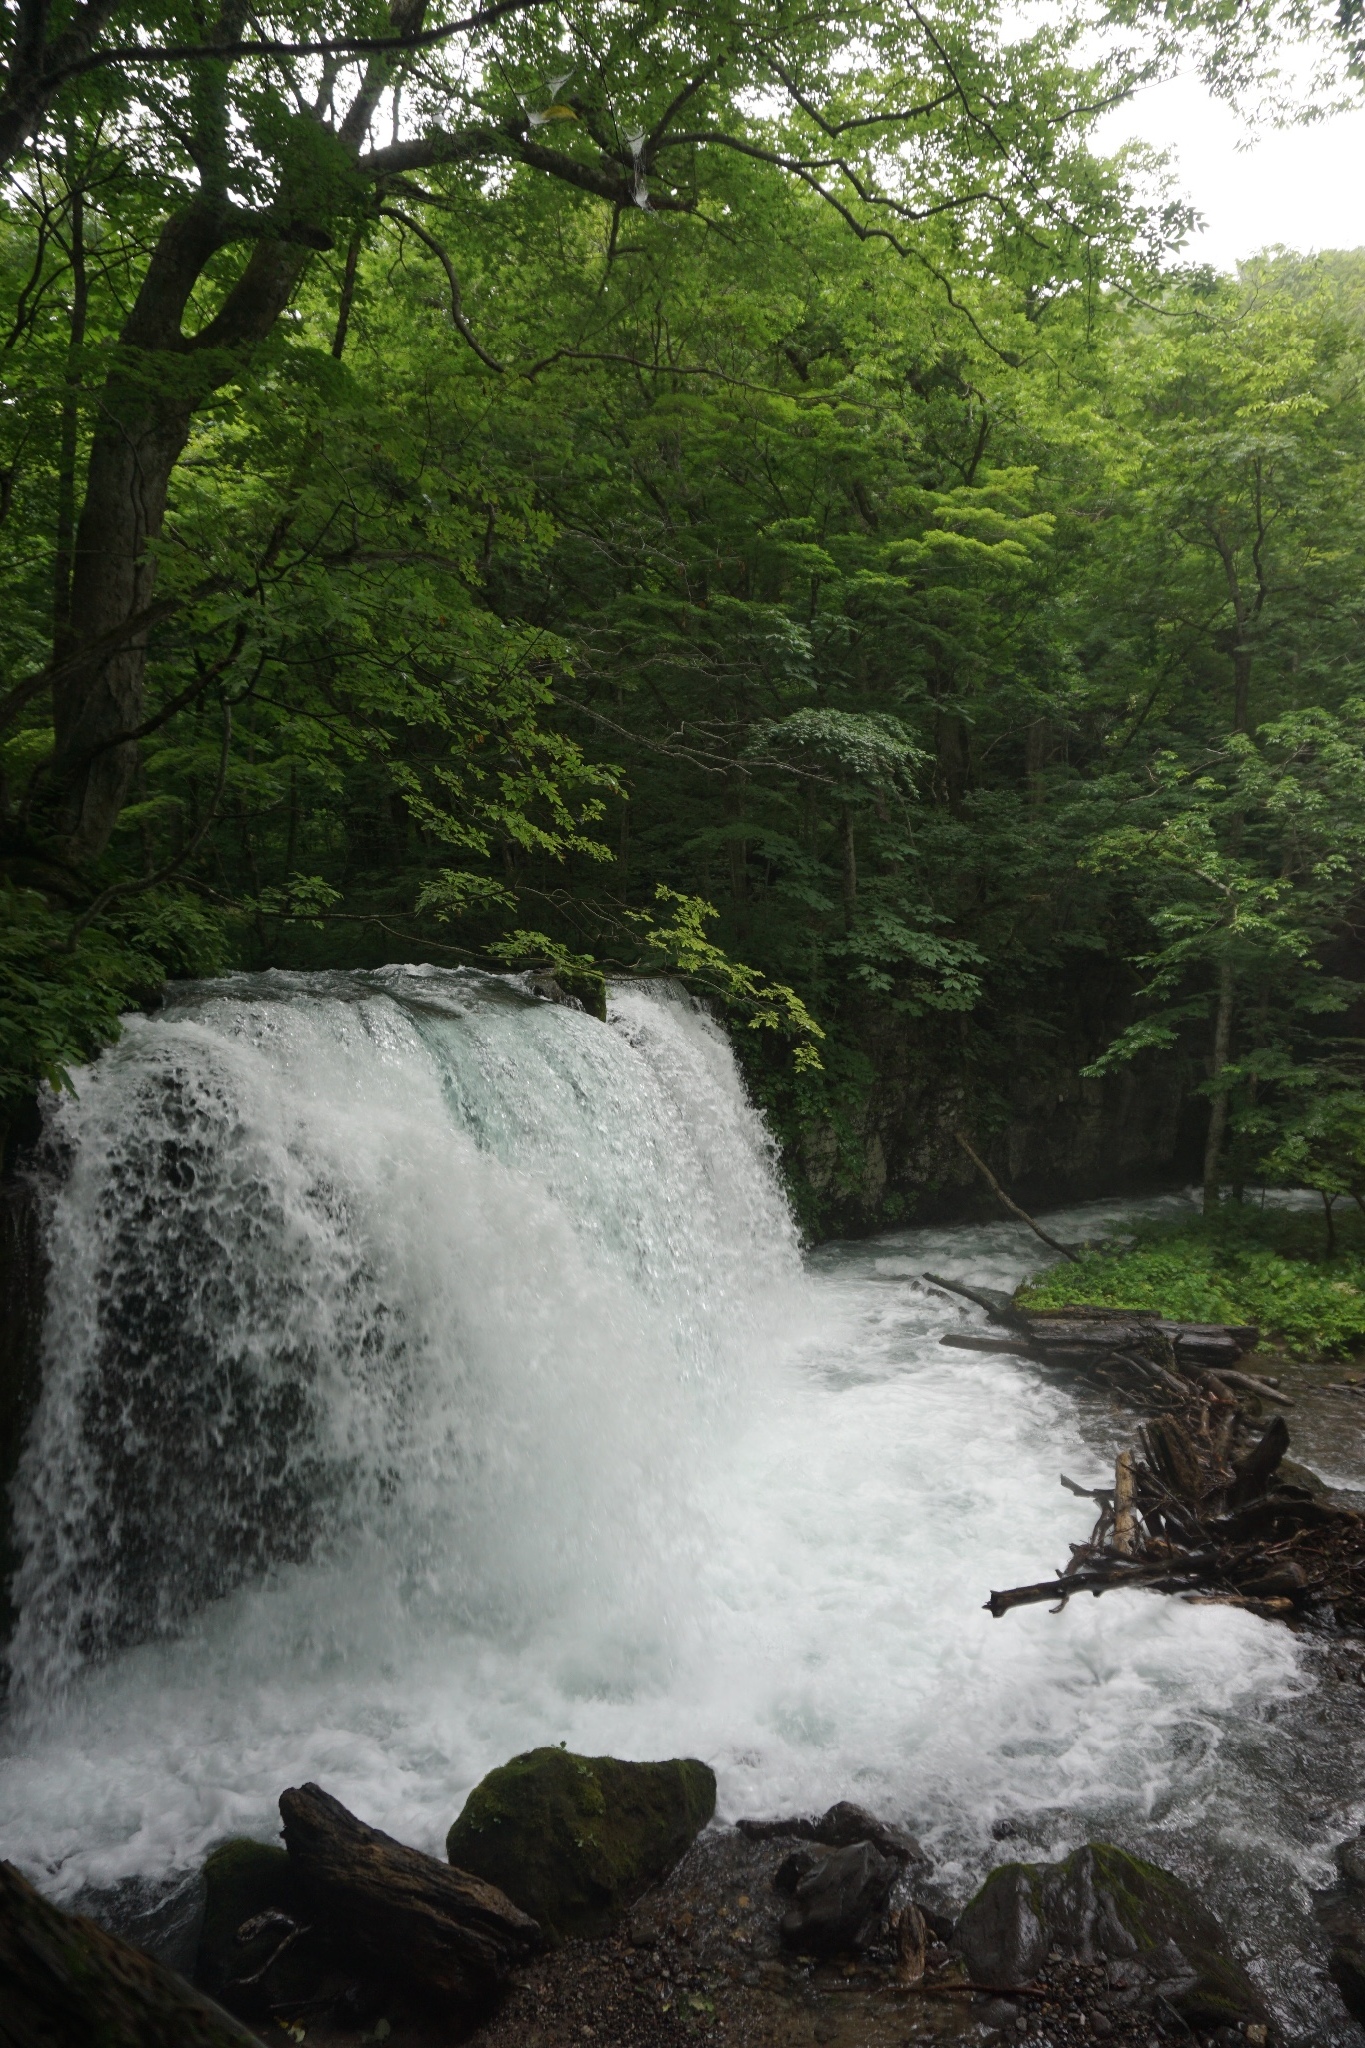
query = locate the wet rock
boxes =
[1315,1828,1365,2024]
[194,1835,303,2000]
[773,1847,824,1894]
[778,1840,898,1955]
[1330,1937,1365,2027]
[445,1747,716,1943]
[1334,1828,1365,1893]
[0,1856,258,2046]
[955,1842,1268,2031]
[957,1862,1048,1985]
[737,1799,928,1869]
[73,1867,207,1979]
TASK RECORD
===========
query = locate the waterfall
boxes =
[9,969,800,1698]
[4,969,1359,2042]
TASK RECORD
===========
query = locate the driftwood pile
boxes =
[926,1274,1365,1631]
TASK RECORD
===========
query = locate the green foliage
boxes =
[0,884,228,1123]
[3,0,1365,1231]
[1019,1208,1365,1357]
[627,889,825,1066]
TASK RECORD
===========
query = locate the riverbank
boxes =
[1019,1205,1365,1361]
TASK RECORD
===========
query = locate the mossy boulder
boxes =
[193,1836,302,2001]
[445,1747,716,1941]
[956,1842,1268,2031]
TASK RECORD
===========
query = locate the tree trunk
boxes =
[1232,642,1252,737]
[839,803,857,930]
[1202,959,1235,1215]
[279,1782,541,2012]
[46,210,309,864]
[1323,1191,1338,1260]
[0,1857,258,2048]
[52,181,87,641]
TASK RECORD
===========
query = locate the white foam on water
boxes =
[0,970,1353,2028]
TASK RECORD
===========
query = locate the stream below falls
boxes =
[3,968,1365,2041]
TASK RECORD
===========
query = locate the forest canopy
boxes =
[3,0,1365,1228]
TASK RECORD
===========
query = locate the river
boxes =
[2,968,1363,2039]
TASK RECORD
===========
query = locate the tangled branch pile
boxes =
[927,1280,1365,1630]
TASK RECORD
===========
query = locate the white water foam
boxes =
[0,971,1357,2032]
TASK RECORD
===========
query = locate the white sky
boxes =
[1094,72,1365,270]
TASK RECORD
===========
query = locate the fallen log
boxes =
[1216,1368,1294,1407]
[0,1858,258,2048]
[927,1274,1266,1416]
[939,1332,1053,1360]
[923,1273,1024,1325]
[279,1782,541,2012]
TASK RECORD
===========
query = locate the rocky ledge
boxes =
[0,1748,1307,2048]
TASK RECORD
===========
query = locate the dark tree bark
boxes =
[1202,956,1235,1215]
[0,1858,258,2048]
[839,802,857,930]
[279,1781,541,2011]
[47,209,311,861]
[52,175,87,639]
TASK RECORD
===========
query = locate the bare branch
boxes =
[381,203,504,369]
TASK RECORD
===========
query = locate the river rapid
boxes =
[2,968,1364,2039]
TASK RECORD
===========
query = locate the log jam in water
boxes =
[1,969,1362,2037]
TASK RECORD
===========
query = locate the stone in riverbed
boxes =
[955,1842,1269,2031]
[1315,1825,1365,2023]
[194,1836,303,2000]
[778,1841,899,1955]
[737,1799,928,1868]
[445,1747,716,1943]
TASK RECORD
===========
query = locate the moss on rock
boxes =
[957,1842,1268,2030]
[445,1747,716,1941]
[193,1837,300,1998]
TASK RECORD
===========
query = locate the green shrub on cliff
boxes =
[1019,1207,1365,1358]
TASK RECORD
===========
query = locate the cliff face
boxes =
[0,1175,44,1659]
[790,1007,1204,1239]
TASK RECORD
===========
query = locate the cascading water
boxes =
[2,967,1364,2038]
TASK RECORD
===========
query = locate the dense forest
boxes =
[5,0,1365,1232]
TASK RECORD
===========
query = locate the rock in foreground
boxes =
[446,1746,717,1941]
[0,1857,258,2048]
[281,1780,542,2011]
[776,1839,900,1954]
[956,1842,1269,2030]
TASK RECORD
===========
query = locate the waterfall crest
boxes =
[10,970,800,1698]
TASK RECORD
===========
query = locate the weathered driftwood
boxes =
[987,1398,1365,1630]
[927,1274,1273,1412]
[931,1271,1365,1631]
[279,1782,541,2010]
[0,1858,258,2048]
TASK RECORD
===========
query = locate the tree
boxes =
[0,0,1155,881]
[1081,704,1365,1212]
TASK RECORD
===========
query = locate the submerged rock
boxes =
[445,1746,716,1942]
[737,1799,927,1869]
[194,1835,303,2002]
[777,1840,899,1954]
[1315,1825,1365,2024]
[0,1856,257,2047]
[73,1866,207,1979]
[956,1842,1268,2030]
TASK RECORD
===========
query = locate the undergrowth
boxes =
[1017,1205,1365,1358]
